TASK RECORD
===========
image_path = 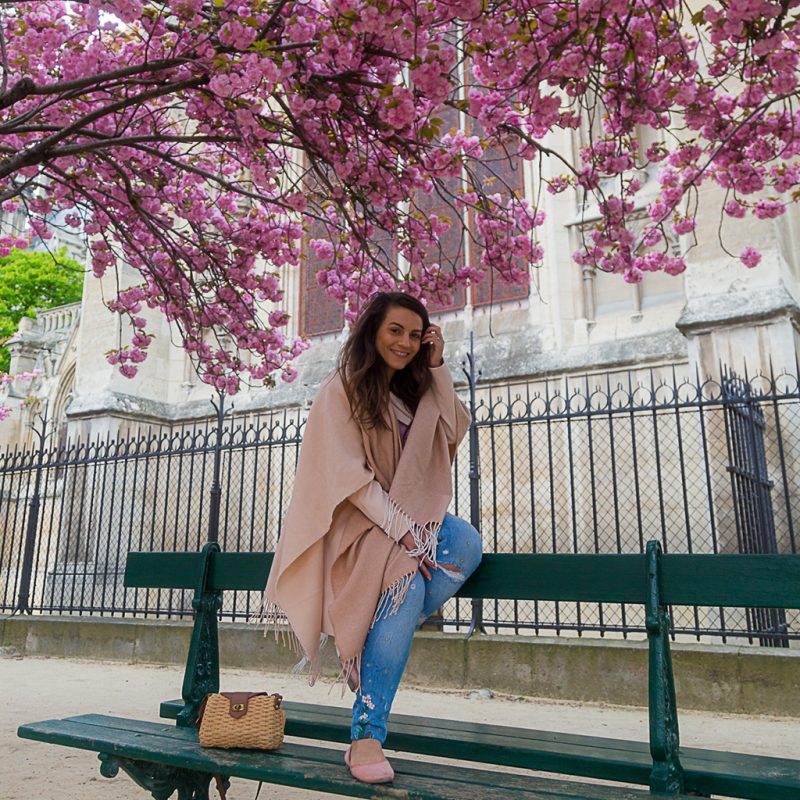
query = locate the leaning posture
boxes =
[262,292,482,783]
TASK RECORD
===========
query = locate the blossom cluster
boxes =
[1,0,799,387]
[0,369,45,420]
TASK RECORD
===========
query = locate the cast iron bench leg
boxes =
[98,752,229,800]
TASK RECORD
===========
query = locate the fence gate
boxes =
[722,372,788,647]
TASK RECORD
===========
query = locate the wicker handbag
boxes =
[198,691,285,750]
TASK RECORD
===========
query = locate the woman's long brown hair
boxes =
[337,292,433,429]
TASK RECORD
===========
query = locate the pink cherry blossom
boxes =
[0,0,798,391]
[740,247,762,269]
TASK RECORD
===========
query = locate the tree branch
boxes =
[255,0,290,42]
[86,138,300,213]
[0,74,209,180]
[42,132,241,154]
[0,57,195,111]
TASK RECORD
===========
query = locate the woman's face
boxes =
[375,305,424,378]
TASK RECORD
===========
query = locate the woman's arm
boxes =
[348,480,407,541]
[421,323,470,444]
[429,363,471,444]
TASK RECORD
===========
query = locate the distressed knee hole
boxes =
[438,561,465,583]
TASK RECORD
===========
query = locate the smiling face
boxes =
[375,305,424,379]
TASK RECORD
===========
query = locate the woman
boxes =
[263,291,483,784]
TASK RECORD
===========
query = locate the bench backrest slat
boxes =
[126,549,800,609]
[456,553,649,603]
[208,552,272,591]
[124,552,205,590]
[125,551,271,592]
[660,553,800,609]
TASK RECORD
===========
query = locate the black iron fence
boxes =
[1,356,798,644]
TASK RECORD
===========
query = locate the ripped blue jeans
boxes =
[351,513,483,743]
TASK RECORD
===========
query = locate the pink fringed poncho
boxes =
[261,364,470,685]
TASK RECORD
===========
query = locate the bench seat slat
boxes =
[160,699,798,800]
[18,715,678,800]
[162,698,650,755]
[685,759,800,800]
[285,703,800,800]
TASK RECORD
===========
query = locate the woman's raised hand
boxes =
[399,531,434,580]
[422,324,444,368]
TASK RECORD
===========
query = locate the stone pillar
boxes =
[677,285,800,381]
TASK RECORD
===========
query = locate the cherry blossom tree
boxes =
[1,0,799,391]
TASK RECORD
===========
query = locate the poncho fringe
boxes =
[382,496,442,565]
[254,566,417,689]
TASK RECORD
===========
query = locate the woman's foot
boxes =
[344,738,394,784]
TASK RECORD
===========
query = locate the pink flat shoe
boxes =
[344,738,395,784]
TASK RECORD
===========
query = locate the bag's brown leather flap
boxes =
[219,691,269,719]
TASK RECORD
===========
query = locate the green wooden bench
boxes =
[18,541,800,800]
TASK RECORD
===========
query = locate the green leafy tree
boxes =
[0,248,84,373]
